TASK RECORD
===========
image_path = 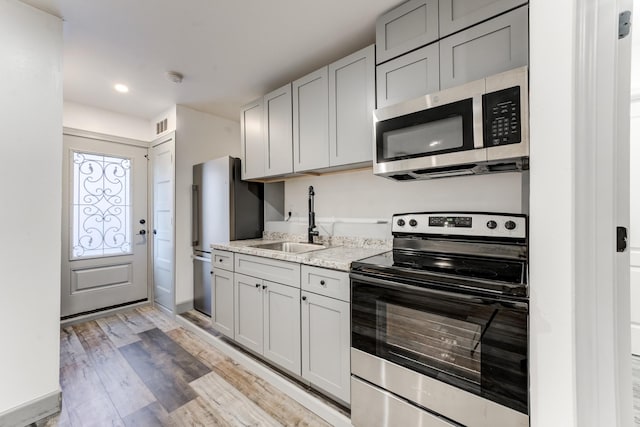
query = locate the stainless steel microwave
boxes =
[373,66,529,180]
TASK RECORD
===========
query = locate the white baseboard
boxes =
[175,316,351,427]
[0,390,61,427]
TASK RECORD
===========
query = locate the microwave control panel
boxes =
[482,86,521,147]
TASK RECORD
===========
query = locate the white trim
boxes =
[0,390,61,427]
[60,301,150,327]
[175,316,351,427]
[63,127,149,148]
[151,130,175,148]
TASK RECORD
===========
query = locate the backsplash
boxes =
[264,220,392,249]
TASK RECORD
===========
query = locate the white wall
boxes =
[0,0,62,415]
[285,169,525,221]
[174,105,241,307]
[64,101,151,141]
[529,1,576,425]
[630,100,640,354]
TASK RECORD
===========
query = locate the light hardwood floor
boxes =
[34,304,640,426]
[37,306,331,427]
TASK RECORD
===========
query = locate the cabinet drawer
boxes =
[376,43,440,108]
[235,254,300,287]
[376,0,439,64]
[213,250,234,271]
[301,265,350,302]
[439,5,528,90]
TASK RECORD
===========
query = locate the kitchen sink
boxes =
[249,241,326,254]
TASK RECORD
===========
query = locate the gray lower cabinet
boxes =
[240,98,264,180]
[439,5,528,90]
[376,43,440,108]
[300,266,351,404]
[329,44,375,167]
[233,265,302,375]
[211,267,234,339]
[438,0,528,37]
[375,0,439,64]
[234,273,264,354]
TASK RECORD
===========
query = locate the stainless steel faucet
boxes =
[308,186,319,244]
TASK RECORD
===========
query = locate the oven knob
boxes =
[505,220,517,230]
[487,220,497,230]
[409,219,418,227]
[397,219,406,226]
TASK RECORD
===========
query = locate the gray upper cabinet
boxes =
[376,0,439,64]
[263,83,293,177]
[439,0,528,37]
[293,67,329,172]
[240,98,264,180]
[329,44,375,167]
[439,5,528,90]
[376,43,440,108]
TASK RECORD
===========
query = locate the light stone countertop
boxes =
[210,238,390,272]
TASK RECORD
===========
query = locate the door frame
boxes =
[151,132,176,313]
[61,127,152,318]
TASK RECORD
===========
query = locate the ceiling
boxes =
[20,0,399,122]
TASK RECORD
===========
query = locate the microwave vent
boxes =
[413,164,477,175]
[389,174,415,181]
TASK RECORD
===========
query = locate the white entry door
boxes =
[152,134,175,311]
[61,133,148,318]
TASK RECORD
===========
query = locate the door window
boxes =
[71,151,132,259]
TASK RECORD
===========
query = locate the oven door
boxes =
[351,272,528,426]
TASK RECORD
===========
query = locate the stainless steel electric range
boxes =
[350,212,529,427]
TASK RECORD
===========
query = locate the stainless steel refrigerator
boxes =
[192,156,263,315]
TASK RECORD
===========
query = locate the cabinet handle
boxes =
[320,280,326,286]
[255,284,260,288]
[302,296,307,301]
[262,285,268,290]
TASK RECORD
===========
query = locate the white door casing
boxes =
[152,134,175,311]
[629,99,640,354]
[61,132,148,317]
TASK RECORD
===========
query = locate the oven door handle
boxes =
[350,272,528,311]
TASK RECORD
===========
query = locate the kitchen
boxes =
[0,0,634,426]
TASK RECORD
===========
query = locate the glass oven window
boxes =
[382,116,463,159]
[376,98,474,162]
[353,277,528,414]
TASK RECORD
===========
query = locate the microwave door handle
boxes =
[350,272,528,310]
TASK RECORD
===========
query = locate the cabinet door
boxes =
[263,83,293,177]
[329,44,375,167]
[375,0,439,64]
[240,98,264,180]
[211,268,234,339]
[234,273,263,354]
[439,5,528,90]
[376,43,440,108]
[439,0,527,37]
[301,291,351,403]
[293,67,329,172]
[262,281,301,375]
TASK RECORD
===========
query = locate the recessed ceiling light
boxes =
[114,83,129,93]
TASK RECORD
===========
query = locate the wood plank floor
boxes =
[38,306,331,427]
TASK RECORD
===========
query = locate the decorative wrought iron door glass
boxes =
[71,151,132,258]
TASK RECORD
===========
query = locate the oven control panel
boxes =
[392,212,526,239]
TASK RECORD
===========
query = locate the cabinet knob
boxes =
[302,296,307,301]
[210,271,213,275]
[262,285,267,290]
[219,259,224,262]
[320,280,326,286]
[255,283,260,288]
